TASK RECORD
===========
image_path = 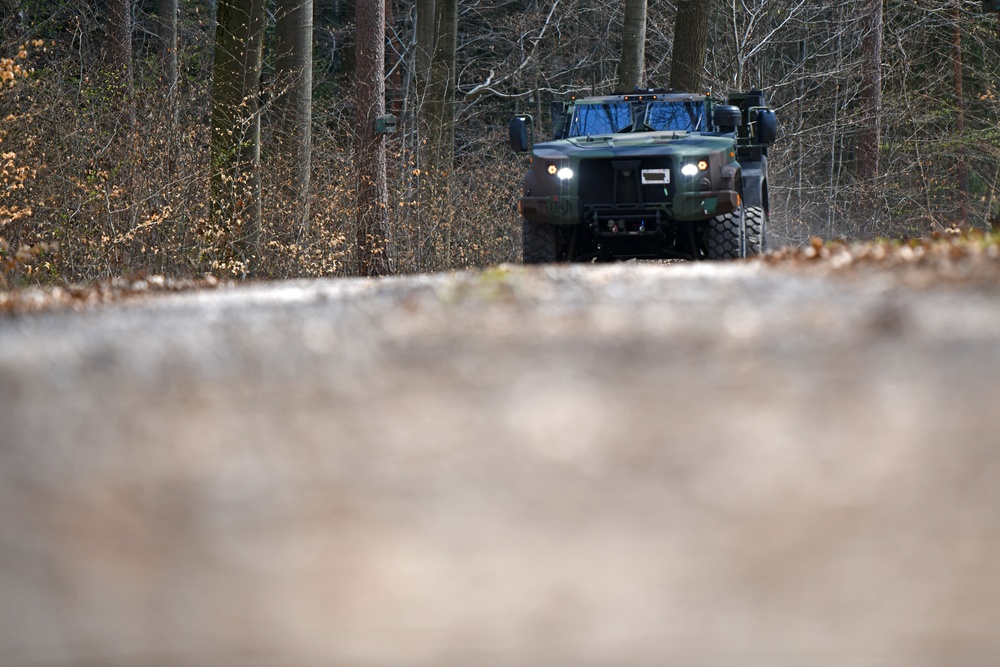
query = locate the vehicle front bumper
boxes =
[519,190,741,226]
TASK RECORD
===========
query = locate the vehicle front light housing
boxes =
[682,160,710,177]
[556,167,574,180]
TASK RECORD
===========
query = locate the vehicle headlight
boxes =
[682,160,709,177]
[542,161,572,179]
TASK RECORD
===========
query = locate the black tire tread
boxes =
[705,207,745,260]
[745,206,768,256]
[522,218,557,264]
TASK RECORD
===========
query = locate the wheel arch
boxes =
[738,155,768,210]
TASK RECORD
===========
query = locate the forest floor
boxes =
[2,238,1000,666]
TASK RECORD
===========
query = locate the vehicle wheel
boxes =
[522,218,558,264]
[745,206,769,256]
[704,205,746,259]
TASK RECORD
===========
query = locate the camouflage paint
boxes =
[519,94,742,228]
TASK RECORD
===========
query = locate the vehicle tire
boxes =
[522,218,558,264]
[745,206,769,256]
[704,205,746,259]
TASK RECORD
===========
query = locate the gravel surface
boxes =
[2,261,1000,666]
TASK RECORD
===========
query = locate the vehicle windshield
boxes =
[567,103,632,137]
[567,100,707,137]
[644,101,705,132]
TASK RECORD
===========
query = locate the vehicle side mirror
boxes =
[509,115,533,152]
[712,105,742,133]
[752,109,778,145]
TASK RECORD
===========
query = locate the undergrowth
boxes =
[0,37,522,290]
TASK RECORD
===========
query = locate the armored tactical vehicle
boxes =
[509,89,777,263]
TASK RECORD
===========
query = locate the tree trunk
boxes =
[828,4,844,238]
[424,0,457,174]
[618,0,646,92]
[669,0,712,92]
[105,0,135,130]
[416,0,435,88]
[275,0,314,234]
[855,0,882,233]
[158,0,177,99]
[856,0,881,186]
[354,0,391,276]
[103,0,136,268]
[107,0,133,83]
[416,0,456,266]
[158,0,179,175]
[210,0,266,277]
[951,0,967,226]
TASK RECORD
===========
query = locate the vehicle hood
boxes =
[532,132,733,160]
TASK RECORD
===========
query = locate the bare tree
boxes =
[855,0,882,227]
[355,0,391,276]
[275,0,314,234]
[722,0,807,90]
[413,0,456,263]
[158,0,179,180]
[416,0,435,85]
[104,0,135,135]
[618,0,646,91]
[158,0,177,104]
[951,0,967,225]
[210,0,266,276]
[669,0,713,92]
[106,0,132,84]
[422,0,457,172]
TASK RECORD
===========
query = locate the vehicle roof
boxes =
[571,91,709,104]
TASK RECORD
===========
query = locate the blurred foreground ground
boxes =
[1,261,1000,666]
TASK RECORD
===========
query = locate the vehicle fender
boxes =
[720,163,739,190]
[739,155,768,209]
[523,168,540,196]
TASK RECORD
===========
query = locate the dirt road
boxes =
[2,261,1000,666]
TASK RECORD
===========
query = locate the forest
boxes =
[1,0,999,282]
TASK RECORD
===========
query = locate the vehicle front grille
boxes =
[578,157,674,207]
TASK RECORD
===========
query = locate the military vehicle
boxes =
[509,89,777,263]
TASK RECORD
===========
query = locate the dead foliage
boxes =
[761,228,1000,288]
[0,273,225,315]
